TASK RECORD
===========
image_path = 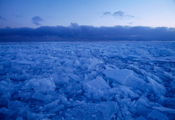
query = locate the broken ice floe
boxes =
[0,42,175,120]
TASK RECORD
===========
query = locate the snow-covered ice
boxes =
[0,42,175,120]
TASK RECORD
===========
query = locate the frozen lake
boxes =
[0,42,175,120]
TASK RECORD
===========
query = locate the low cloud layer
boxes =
[32,16,43,25]
[0,24,175,42]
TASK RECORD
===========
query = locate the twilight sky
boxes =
[1,0,175,42]
[0,0,175,28]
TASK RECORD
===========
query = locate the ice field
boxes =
[0,42,175,120]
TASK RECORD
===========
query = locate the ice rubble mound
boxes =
[0,42,175,120]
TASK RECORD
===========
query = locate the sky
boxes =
[0,0,175,41]
[0,0,175,28]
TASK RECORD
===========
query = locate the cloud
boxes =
[0,24,175,42]
[0,16,7,21]
[32,16,43,25]
[103,12,111,16]
[113,11,124,17]
[103,11,134,19]
[113,11,134,19]
[125,15,134,18]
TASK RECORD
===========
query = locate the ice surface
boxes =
[132,95,151,117]
[136,116,146,120]
[103,69,132,84]
[104,68,145,89]
[147,77,166,97]
[65,102,118,120]
[22,78,56,101]
[118,86,139,99]
[148,110,168,120]
[83,76,110,100]
[0,42,175,120]
[153,106,175,113]
[83,76,110,90]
